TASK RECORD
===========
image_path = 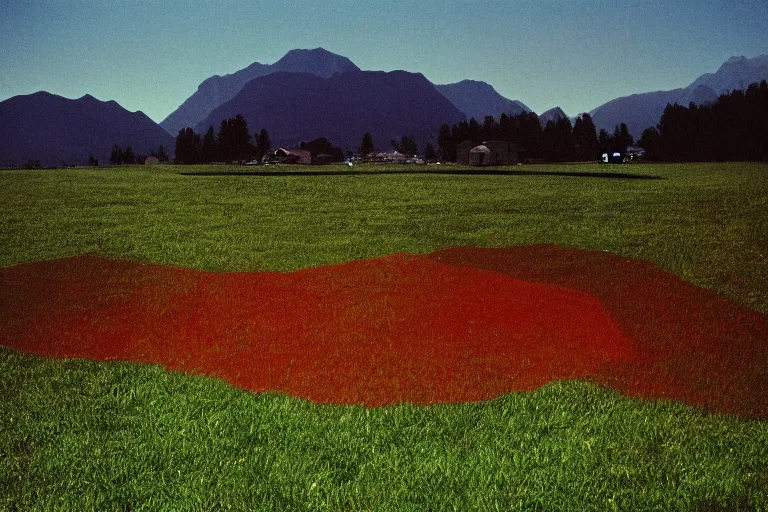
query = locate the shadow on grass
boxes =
[180,168,663,180]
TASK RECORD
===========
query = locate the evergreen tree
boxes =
[451,121,471,160]
[542,120,557,161]
[499,112,525,144]
[652,82,768,162]
[218,120,231,161]
[299,137,344,163]
[201,126,218,162]
[191,131,201,164]
[498,113,511,141]
[560,117,575,161]
[231,114,252,160]
[405,136,418,155]
[612,123,634,151]
[175,127,201,164]
[255,128,271,162]
[359,132,375,156]
[454,120,470,143]
[468,118,482,143]
[110,145,124,165]
[391,136,418,156]
[598,129,612,152]
[424,142,437,161]
[437,124,454,161]
[518,112,543,160]
[572,116,585,159]
[215,114,254,162]
[572,113,599,161]
[88,154,99,166]
[638,127,662,161]
[657,104,692,161]
[482,115,499,140]
[123,146,135,165]
[175,129,186,163]
[157,145,169,163]
[542,117,573,161]
[582,113,599,159]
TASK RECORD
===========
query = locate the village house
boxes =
[271,147,312,165]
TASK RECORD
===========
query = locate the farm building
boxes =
[272,148,312,165]
[457,140,518,166]
[469,145,491,166]
[144,156,159,165]
[455,140,476,165]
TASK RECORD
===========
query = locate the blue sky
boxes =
[2,0,767,122]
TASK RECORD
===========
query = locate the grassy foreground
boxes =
[1,162,767,509]
[0,162,766,312]
[2,347,767,510]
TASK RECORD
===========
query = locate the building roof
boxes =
[276,147,311,158]
[374,150,406,159]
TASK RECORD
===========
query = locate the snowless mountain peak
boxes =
[539,106,568,125]
[433,79,529,121]
[590,53,768,138]
[0,91,174,168]
[161,48,359,134]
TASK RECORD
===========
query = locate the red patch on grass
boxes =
[1,246,766,417]
[431,246,768,418]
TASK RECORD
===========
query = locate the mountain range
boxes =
[160,48,361,135]
[432,80,530,122]
[164,48,531,138]
[590,54,768,138]
[0,92,174,168]
[2,49,767,167]
[538,107,568,126]
[193,70,465,152]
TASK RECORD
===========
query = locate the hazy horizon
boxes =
[2,0,767,123]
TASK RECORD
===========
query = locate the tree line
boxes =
[357,133,440,161]
[175,115,271,164]
[175,115,349,165]
[436,112,633,163]
[109,145,169,165]
[173,81,768,166]
[298,138,345,163]
[639,80,768,161]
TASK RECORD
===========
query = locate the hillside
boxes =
[160,48,360,134]
[0,92,174,168]
[590,54,768,138]
[538,107,568,126]
[434,80,529,121]
[194,70,466,152]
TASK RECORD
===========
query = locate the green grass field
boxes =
[1,162,767,510]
